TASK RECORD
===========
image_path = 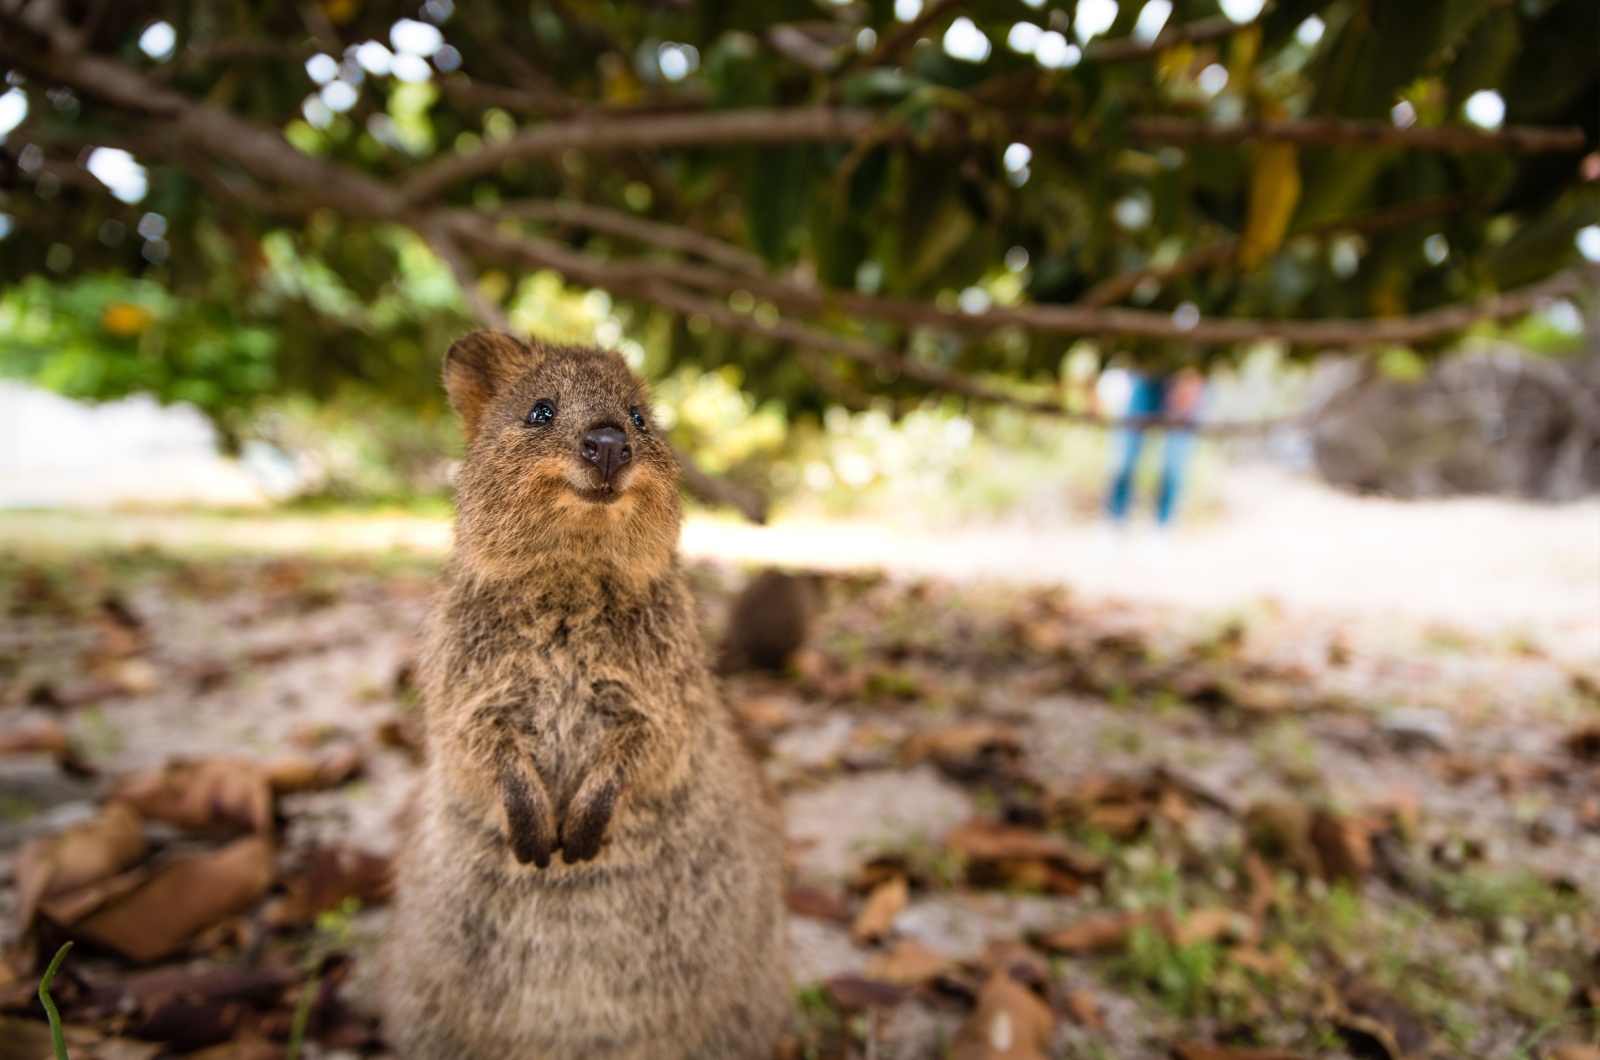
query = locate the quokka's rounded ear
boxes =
[443,331,535,439]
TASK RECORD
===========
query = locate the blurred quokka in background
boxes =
[381,332,789,1059]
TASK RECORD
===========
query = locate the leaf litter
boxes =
[1,549,1597,1058]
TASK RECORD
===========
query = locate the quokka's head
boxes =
[443,331,680,575]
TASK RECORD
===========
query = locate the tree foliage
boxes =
[0,0,1595,427]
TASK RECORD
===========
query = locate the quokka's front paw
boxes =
[500,763,557,868]
[559,775,620,864]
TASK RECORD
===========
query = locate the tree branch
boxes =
[399,105,1585,204]
[1088,16,1245,63]
[448,207,1600,348]
[0,8,404,220]
[1079,191,1485,306]
[488,199,766,274]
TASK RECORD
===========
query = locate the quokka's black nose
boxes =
[580,427,632,482]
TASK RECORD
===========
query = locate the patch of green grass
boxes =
[76,706,123,756]
[1118,924,1224,1015]
[1,796,40,821]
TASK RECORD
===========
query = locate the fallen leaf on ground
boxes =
[13,801,146,931]
[863,938,955,986]
[1310,809,1372,886]
[904,721,1021,776]
[0,720,71,758]
[950,968,1054,1060]
[785,886,849,922]
[1546,1047,1600,1060]
[1242,850,1277,931]
[852,874,908,944]
[946,819,1104,895]
[1564,726,1600,762]
[1038,912,1144,955]
[1227,946,1289,977]
[264,844,391,926]
[1333,981,1433,1060]
[1063,987,1104,1028]
[112,758,273,835]
[1245,799,1322,879]
[375,714,425,761]
[182,1034,286,1060]
[732,696,794,730]
[263,746,364,793]
[46,836,275,962]
[68,963,298,1051]
[1170,1045,1313,1060]
[1222,679,1296,715]
[1171,907,1254,947]
[825,974,906,1012]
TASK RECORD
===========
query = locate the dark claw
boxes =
[501,767,554,868]
[560,777,620,864]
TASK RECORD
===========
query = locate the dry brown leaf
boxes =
[1224,679,1296,715]
[1085,802,1148,840]
[50,836,275,962]
[1579,794,1600,831]
[374,714,425,762]
[950,968,1054,1060]
[1063,987,1104,1028]
[1038,912,1143,955]
[1310,810,1372,886]
[112,758,273,835]
[1227,947,1288,977]
[1334,981,1433,1060]
[106,658,160,697]
[181,1034,286,1060]
[0,720,72,758]
[863,938,955,986]
[1546,1047,1600,1060]
[13,801,146,931]
[732,696,794,730]
[824,974,907,1012]
[1242,850,1277,931]
[852,874,908,944]
[1564,726,1600,763]
[264,746,364,793]
[1245,799,1322,879]
[904,722,1020,766]
[1170,1044,1313,1060]
[785,886,849,922]
[947,819,1104,895]
[264,844,391,926]
[1172,907,1253,948]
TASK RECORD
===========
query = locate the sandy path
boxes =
[4,466,1595,656]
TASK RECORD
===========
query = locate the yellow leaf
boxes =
[322,0,360,26]
[101,302,153,338]
[1238,142,1300,271]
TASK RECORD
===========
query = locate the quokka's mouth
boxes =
[568,482,624,505]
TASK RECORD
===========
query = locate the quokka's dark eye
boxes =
[630,410,647,430]
[528,400,556,425]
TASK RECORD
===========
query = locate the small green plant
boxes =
[286,898,359,1060]
[1119,924,1223,1014]
[39,941,73,1060]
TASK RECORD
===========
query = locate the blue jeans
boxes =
[1105,375,1197,527]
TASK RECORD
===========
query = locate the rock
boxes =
[784,766,974,884]
[1379,708,1455,752]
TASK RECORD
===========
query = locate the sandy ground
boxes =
[4,465,1596,659]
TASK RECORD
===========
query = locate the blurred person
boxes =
[1095,364,1207,562]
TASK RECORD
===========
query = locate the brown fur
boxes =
[718,569,823,674]
[381,332,789,1058]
